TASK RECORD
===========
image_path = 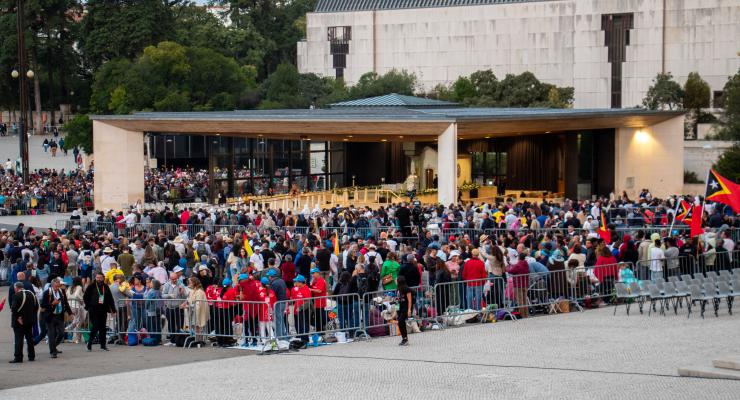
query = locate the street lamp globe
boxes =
[26,70,34,79]
[11,69,19,79]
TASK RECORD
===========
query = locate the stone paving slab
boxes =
[1,305,739,399]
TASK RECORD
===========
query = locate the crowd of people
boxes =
[2,191,739,361]
[144,168,209,203]
[0,167,215,214]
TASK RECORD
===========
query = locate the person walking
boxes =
[396,275,413,346]
[83,272,116,351]
[40,277,72,358]
[10,282,39,363]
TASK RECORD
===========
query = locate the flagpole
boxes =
[668,196,680,237]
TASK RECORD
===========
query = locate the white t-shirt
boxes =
[649,247,664,272]
[250,252,265,271]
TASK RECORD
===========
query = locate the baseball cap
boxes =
[238,273,249,281]
[294,274,306,283]
[266,269,278,277]
[173,266,184,273]
[310,267,319,274]
[222,278,232,286]
[260,277,270,285]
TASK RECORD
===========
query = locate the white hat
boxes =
[449,250,461,258]
[173,266,184,273]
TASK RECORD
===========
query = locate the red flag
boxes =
[690,204,704,238]
[598,211,611,243]
[705,169,740,211]
[643,209,655,224]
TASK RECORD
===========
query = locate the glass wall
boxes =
[210,137,344,197]
[471,151,507,187]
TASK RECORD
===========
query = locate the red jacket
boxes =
[257,286,276,322]
[290,285,312,314]
[280,261,296,284]
[507,260,530,288]
[310,277,327,308]
[462,259,487,286]
[594,255,619,282]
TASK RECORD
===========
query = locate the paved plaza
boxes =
[1,303,738,399]
[0,134,78,172]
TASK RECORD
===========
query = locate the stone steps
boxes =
[678,356,740,380]
[713,357,740,371]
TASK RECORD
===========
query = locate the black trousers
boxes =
[47,314,65,354]
[398,309,408,340]
[88,313,108,349]
[13,323,35,361]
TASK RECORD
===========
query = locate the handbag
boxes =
[381,274,394,285]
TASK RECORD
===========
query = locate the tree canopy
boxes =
[90,41,256,114]
[642,73,683,110]
[428,70,574,108]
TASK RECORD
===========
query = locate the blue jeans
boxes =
[131,306,144,331]
[650,270,663,283]
[337,302,360,336]
[273,302,287,340]
[466,285,483,310]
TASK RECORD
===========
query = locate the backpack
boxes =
[365,262,380,292]
[356,275,369,297]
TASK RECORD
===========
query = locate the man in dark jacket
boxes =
[40,278,72,358]
[10,282,38,363]
[396,203,412,238]
[399,254,421,288]
[83,272,116,351]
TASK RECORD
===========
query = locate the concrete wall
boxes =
[684,139,734,179]
[92,121,145,211]
[614,115,684,199]
[298,0,740,108]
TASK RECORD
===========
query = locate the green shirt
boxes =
[380,260,400,290]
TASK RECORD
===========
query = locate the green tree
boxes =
[714,143,740,182]
[642,72,683,110]
[78,0,179,69]
[469,69,498,97]
[451,77,476,102]
[716,69,740,141]
[347,70,417,99]
[261,63,300,108]
[89,41,256,113]
[683,72,711,110]
[61,114,92,154]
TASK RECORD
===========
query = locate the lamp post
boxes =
[12,0,30,183]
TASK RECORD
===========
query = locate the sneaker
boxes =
[399,339,408,346]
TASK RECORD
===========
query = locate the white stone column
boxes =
[437,123,457,205]
[92,121,145,211]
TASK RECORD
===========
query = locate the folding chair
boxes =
[663,282,680,315]
[732,268,740,276]
[655,277,666,286]
[668,276,680,285]
[680,274,693,283]
[675,281,692,317]
[702,282,721,318]
[689,285,710,319]
[629,282,647,314]
[706,271,720,282]
[613,283,640,316]
[647,284,669,316]
[693,272,705,281]
[719,270,732,280]
[718,282,734,315]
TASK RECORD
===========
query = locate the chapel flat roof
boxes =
[91,107,681,123]
[314,0,555,13]
[90,107,683,141]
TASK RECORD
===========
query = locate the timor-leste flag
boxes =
[675,199,692,224]
[598,211,611,243]
[705,169,740,211]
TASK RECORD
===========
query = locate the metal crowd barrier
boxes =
[697,250,740,274]
[273,293,364,346]
[635,256,696,281]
